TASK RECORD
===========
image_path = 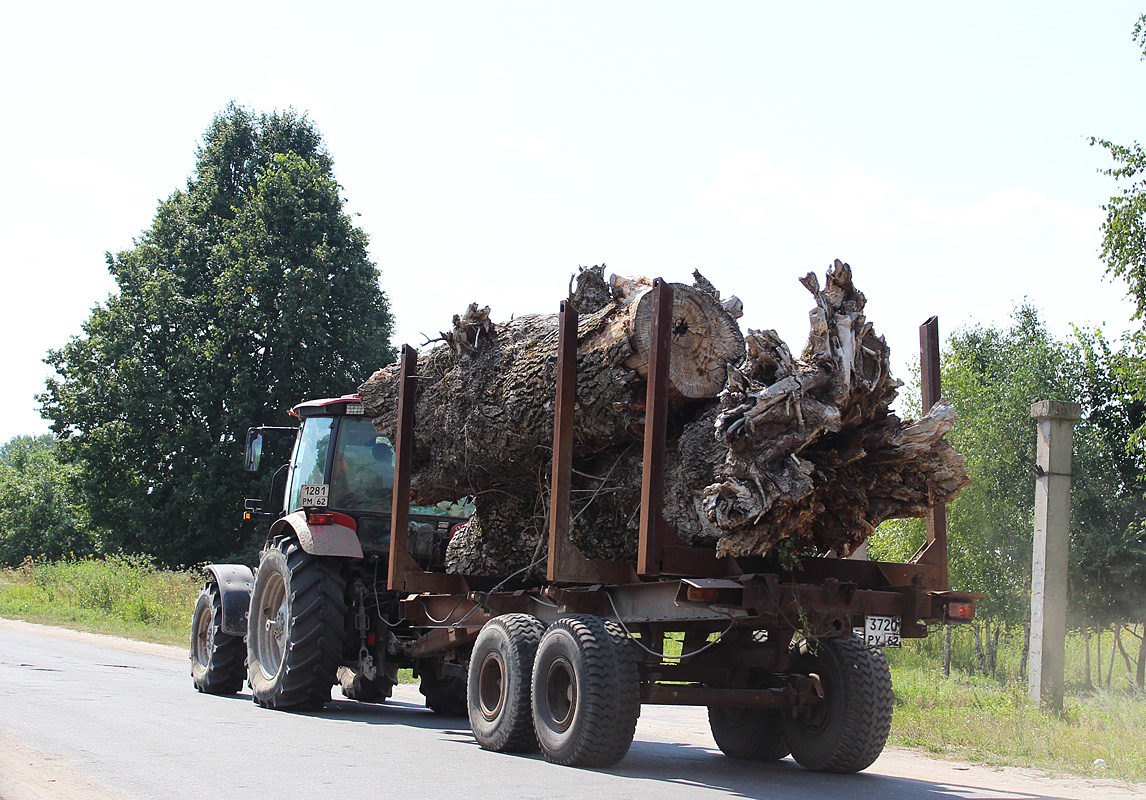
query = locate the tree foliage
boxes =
[0,435,96,566]
[872,307,1146,627]
[1092,14,1146,319]
[39,105,395,567]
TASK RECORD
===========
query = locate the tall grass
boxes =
[0,555,199,646]
[887,636,1146,783]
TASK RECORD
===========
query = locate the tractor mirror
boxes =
[245,428,264,472]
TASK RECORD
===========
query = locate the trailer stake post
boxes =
[910,316,949,590]
[638,279,674,577]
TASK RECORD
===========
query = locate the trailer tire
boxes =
[781,637,892,773]
[247,536,347,711]
[469,614,546,753]
[190,581,246,695]
[418,660,469,716]
[531,615,640,768]
[708,706,791,761]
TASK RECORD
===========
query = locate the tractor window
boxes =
[330,417,394,513]
[285,417,333,513]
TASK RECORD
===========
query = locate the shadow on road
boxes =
[269,694,1085,800]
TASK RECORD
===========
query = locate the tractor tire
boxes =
[338,665,395,704]
[531,615,640,768]
[708,706,791,761]
[247,536,347,711]
[190,581,246,695]
[468,614,546,753]
[419,660,469,716]
[781,637,893,773]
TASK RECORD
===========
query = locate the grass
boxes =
[1,557,1143,783]
[887,643,1146,784]
[0,555,198,648]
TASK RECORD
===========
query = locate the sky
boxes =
[2,2,1145,443]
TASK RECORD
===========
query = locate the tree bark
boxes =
[973,622,987,676]
[1136,622,1145,691]
[1020,620,1031,684]
[359,262,970,575]
[1083,625,1092,690]
[944,623,952,678]
[1115,624,1135,685]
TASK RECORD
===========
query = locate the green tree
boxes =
[1070,328,1146,628]
[39,105,395,567]
[0,435,96,566]
[1092,14,1146,318]
[872,310,1146,630]
[939,304,1074,623]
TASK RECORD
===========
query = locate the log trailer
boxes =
[190,280,978,772]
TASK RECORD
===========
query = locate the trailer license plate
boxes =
[300,484,329,507]
[862,615,901,648]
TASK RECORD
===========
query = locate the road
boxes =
[1,618,1142,800]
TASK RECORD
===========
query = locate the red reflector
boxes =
[948,601,976,621]
[687,587,721,603]
[308,513,335,525]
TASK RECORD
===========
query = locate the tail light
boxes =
[308,513,335,525]
[947,601,976,621]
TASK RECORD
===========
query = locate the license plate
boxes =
[859,615,901,648]
[300,484,329,507]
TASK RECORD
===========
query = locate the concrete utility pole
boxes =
[1028,400,1081,711]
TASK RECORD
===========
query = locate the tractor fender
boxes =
[205,564,254,636]
[269,510,364,560]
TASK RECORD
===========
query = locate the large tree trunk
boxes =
[359,261,969,576]
[358,268,745,570]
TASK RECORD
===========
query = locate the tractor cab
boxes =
[244,394,473,568]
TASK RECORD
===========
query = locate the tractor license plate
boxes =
[862,615,901,648]
[300,484,329,507]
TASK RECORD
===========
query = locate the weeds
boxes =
[0,555,198,646]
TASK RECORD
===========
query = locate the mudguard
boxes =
[205,564,254,636]
[269,510,364,559]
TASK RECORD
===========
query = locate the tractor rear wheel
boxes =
[247,536,347,711]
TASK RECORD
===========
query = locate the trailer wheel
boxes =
[531,615,640,768]
[247,536,347,711]
[418,659,469,716]
[781,637,893,773]
[708,706,791,761]
[190,581,246,695]
[468,614,546,753]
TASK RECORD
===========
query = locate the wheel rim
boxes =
[477,651,506,721]
[544,656,576,732]
[192,601,213,667]
[257,571,288,678]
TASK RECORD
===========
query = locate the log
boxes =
[360,260,970,576]
[358,267,745,568]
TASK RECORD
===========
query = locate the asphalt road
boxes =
[1,619,1142,800]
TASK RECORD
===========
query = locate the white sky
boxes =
[2,2,1144,443]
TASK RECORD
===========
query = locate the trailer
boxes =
[190,279,977,773]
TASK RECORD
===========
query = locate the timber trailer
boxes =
[191,279,978,772]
